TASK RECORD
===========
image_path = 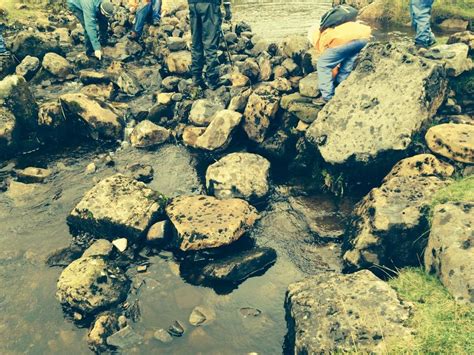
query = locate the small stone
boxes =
[137,265,147,273]
[167,321,185,337]
[118,315,128,329]
[106,325,143,349]
[85,163,96,174]
[73,312,83,321]
[239,307,261,318]
[154,329,173,343]
[146,220,169,245]
[82,239,113,258]
[189,306,215,326]
[112,238,128,253]
[124,163,154,183]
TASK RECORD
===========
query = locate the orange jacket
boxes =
[311,21,372,53]
[129,0,151,11]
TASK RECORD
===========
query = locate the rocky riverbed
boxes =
[0,0,473,353]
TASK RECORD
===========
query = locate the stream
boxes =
[0,0,360,354]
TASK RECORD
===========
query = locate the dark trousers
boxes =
[189,2,222,83]
[69,5,108,55]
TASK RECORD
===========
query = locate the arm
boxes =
[82,1,101,51]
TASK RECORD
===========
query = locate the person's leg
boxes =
[201,2,222,86]
[0,33,8,54]
[411,0,436,47]
[317,47,348,101]
[190,3,205,82]
[97,13,109,46]
[151,0,161,25]
[69,5,94,55]
[133,2,152,37]
[335,39,368,85]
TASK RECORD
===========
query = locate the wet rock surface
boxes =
[206,152,271,201]
[68,174,166,240]
[306,42,447,172]
[286,270,413,354]
[166,195,260,251]
[129,120,170,148]
[56,255,129,314]
[424,202,474,304]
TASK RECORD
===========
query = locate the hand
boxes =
[94,50,103,60]
[224,3,232,22]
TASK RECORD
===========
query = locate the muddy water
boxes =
[0,1,353,354]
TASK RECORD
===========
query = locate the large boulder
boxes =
[447,31,474,53]
[343,166,451,272]
[67,174,166,240]
[59,93,124,140]
[129,120,170,148]
[56,256,129,314]
[306,42,447,175]
[243,85,280,143]
[424,202,474,304]
[11,31,62,60]
[382,154,455,181]
[280,35,310,62]
[299,72,319,98]
[286,270,413,353]
[425,123,474,164]
[103,38,142,61]
[166,51,192,74]
[206,153,271,201]
[42,52,74,78]
[194,110,242,151]
[0,75,38,132]
[166,195,260,251]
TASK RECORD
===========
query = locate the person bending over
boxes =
[188,0,232,90]
[311,20,371,102]
[67,0,115,60]
[128,0,162,40]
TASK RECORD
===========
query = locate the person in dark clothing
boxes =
[67,0,115,60]
[188,0,232,89]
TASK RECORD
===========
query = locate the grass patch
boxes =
[388,267,474,354]
[430,175,474,217]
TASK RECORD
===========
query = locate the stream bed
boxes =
[0,0,361,353]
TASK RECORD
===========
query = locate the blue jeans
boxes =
[317,39,368,101]
[410,0,435,47]
[0,33,7,53]
[134,0,161,36]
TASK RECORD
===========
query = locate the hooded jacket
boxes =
[311,21,372,53]
[67,0,103,51]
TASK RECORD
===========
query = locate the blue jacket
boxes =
[67,0,103,51]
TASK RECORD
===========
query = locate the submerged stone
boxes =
[201,247,277,282]
[106,325,143,348]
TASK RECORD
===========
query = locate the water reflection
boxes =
[233,0,332,41]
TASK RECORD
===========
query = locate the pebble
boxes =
[239,307,262,318]
[85,162,96,174]
[112,238,128,252]
[189,308,207,326]
[118,315,128,329]
[137,265,147,273]
[73,312,83,321]
[154,329,173,344]
[106,325,143,348]
[167,320,185,337]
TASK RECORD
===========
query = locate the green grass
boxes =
[430,175,474,217]
[388,267,474,354]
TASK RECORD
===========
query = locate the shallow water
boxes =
[0,1,355,354]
